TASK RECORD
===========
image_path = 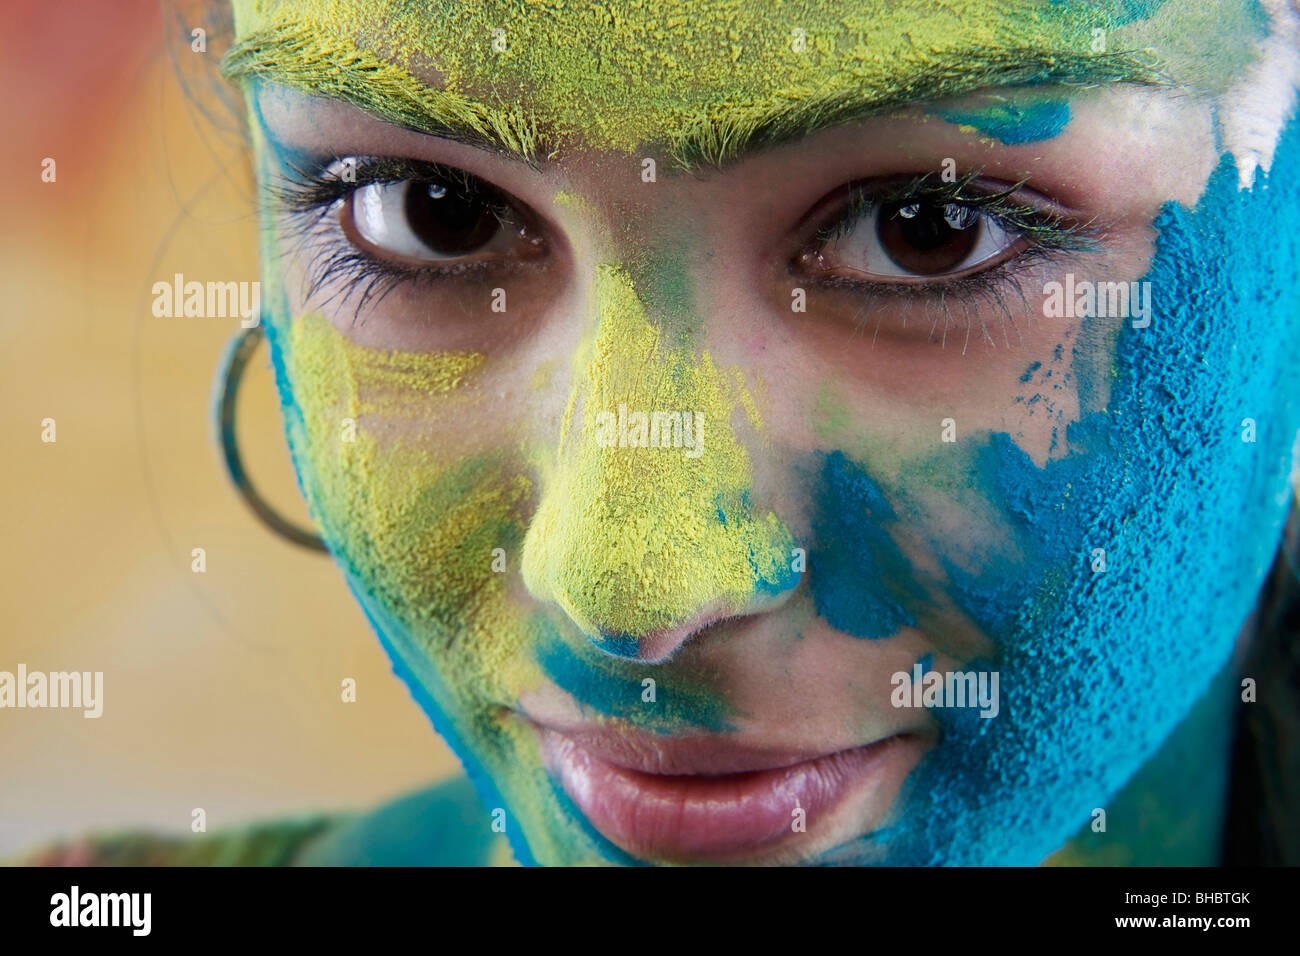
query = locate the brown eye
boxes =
[347,173,542,265]
[876,200,982,275]
[805,196,1020,281]
[400,179,502,255]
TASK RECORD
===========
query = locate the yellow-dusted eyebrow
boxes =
[223,24,546,162]
[671,50,1163,169]
[222,0,1168,169]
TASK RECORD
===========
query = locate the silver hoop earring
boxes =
[213,324,328,553]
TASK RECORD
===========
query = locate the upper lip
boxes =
[525,716,900,776]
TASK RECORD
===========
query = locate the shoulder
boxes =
[295,774,511,866]
[9,775,512,867]
[12,815,334,867]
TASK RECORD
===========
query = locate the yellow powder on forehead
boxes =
[521,264,794,641]
[227,0,1171,164]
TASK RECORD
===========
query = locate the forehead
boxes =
[229,0,1263,161]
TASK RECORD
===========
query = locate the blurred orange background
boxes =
[0,0,460,856]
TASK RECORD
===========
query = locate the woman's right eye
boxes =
[343,172,544,268]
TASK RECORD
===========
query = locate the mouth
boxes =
[533,722,920,863]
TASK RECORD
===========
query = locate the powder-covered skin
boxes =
[521,264,796,652]
[277,309,568,864]
[535,634,739,734]
[273,284,782,863]
[810,118,1300,864]
[938,98,1072,145]
[225,0,1198,166]
[810,451,924,640]
[276,274,796,861]
[230,0,1300,866]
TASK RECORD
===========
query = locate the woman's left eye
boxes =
[803,196,1023,281]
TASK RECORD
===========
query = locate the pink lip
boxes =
[537,725,915,863]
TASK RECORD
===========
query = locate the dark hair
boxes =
[168,0,245,138]
[1222,499,1300,864]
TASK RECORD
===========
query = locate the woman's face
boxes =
[230,0,1300,864]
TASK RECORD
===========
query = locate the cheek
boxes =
[980,131,1300,659]
[270,310,700,863]
[989,146,1300,716]
[787,121,1300,865]
[273,312,543,709]
[895,122,1300,864]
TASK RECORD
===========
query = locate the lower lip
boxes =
[540,729,910,863]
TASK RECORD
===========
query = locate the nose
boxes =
[521,264,797,662]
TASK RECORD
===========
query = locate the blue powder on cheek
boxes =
[333,580,544,866]
[876,118,1300,866]
[938,100,1071,145]
[809,450,924,639]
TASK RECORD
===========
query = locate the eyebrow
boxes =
[672,50,1168,170]
[223,23,1167,172]
[222,25,547,163]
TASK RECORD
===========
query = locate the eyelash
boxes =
[801,173,1100,350]
[269,157,1102,347]
[269,155,522,320]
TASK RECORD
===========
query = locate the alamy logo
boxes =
[151,273,260,327]
[0,664,102,718]
[891,663,1000,719]
[1042,273,1151,329]
[50,886,151,936]
[593,404,704,458]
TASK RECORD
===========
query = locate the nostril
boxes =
[584,607,740,664]
[590,631,641,659]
